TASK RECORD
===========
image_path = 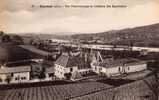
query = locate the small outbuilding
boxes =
[0,65,31,84]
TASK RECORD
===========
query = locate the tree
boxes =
[64,73,72,80]
[39,67,46,79]
[5,75,12,84]
[12,35,24,44]
[0,46,9,64]
[0,31,4,36]
[2,34,11,42]
[38,43,45,50]
[0,77,2,82]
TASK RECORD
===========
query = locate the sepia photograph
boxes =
[0,0,159,100]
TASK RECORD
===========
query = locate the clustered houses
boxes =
[91,58,147,77]
[54,52,147,79]
[54,53,92,80]
[0,51,148,84]
[0,60,55,84]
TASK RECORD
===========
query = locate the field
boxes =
[0,82,113,100]
[71,74,159,100]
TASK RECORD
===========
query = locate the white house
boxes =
[54,53,92,80]
[0,65,31,84]
[91,58,147,77]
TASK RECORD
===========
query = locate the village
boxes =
[0,31,158,100]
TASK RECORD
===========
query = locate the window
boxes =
[21,77,26,80]
[70,68,73,72]
[128,67,130,70]
[118,67,121,72]
[15,77,18,80]
[11,73,13,77]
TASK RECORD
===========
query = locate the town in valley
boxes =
[0,23,159,100]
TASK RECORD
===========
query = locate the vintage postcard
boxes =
[0,0,159,100]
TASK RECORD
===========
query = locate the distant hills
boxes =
[18,23,159,47]
[71,23,159,47]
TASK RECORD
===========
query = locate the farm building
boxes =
[91,58,147,77]
[54,53,92,80]
[0,64,31,84]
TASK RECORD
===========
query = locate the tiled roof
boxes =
[93,58,146,68]
[0,66,31,74]
[55,54,90,68]
[6,60,35,67]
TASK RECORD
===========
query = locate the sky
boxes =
[0,0,159,34]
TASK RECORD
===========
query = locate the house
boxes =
[91,58,147,77]
[0,65,31,84]
[54,53,92,80]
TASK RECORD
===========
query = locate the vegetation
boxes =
[1,34,11,43]
[64,73,72,80]
[71,23,159,47]
[11,35,24,44]
[0,31,4,36]
[0,78,2,82]
[5,75,12,84]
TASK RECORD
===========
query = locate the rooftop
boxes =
[0,65,31,74]
[93,58,146,68]
[55,53,91,69]
[6,60,36,67]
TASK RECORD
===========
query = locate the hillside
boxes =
[71,23,159,47]
[12,23,159,47]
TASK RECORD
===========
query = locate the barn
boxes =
[91,58,147,77]
[0,65,31,84]
[54,53,92,80]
